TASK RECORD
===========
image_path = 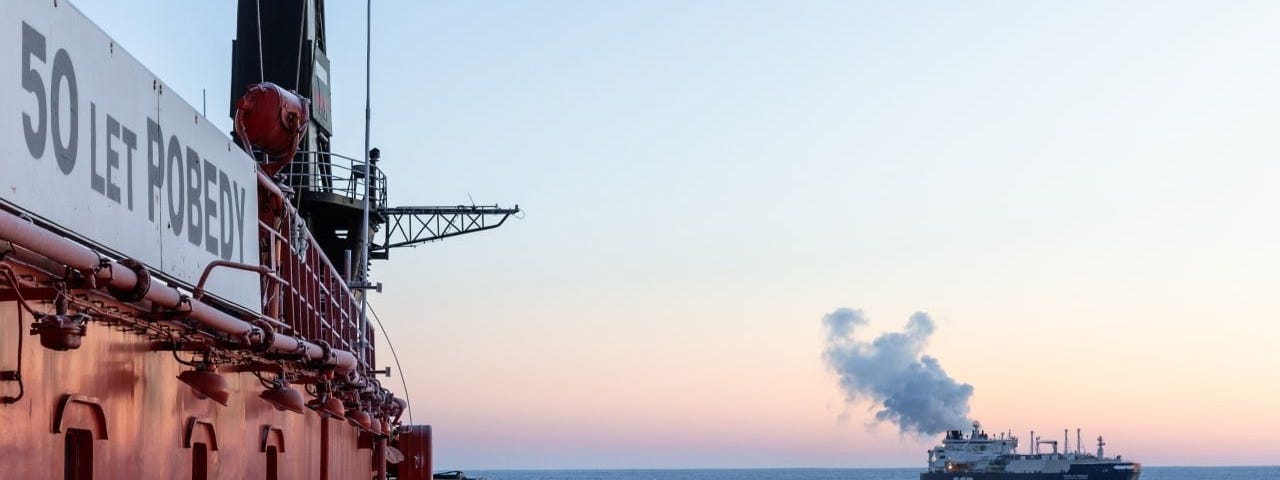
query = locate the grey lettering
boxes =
[105,115,121,203]
[166,136,184,236]
[146,120,163,221]
[234,183,247,263]
[51,48,77,175]
[218,171,234,260]
[90,103,103,194]
[185,147,202,246]
[21,23,47,159]
[203,160,218,256]
[121,124,137,211]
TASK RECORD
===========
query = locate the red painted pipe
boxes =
[257,170,287,201]
[0,208,358,373]
[375,437,389,480]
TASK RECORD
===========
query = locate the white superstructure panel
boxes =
[0,0,260,309]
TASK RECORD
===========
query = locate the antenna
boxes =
[355,0,373,367]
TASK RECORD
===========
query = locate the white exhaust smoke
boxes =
[822,308,973,436]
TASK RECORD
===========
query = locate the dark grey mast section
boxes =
[230,0,518,271]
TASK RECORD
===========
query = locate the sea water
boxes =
[465,466,1279,480]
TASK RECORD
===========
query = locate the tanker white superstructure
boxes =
[922,422,1140,480]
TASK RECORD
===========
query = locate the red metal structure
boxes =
[0,175,399,478]
[0,0,513,478]
[235,83,310,177]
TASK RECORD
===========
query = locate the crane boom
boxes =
[371,205,520,259]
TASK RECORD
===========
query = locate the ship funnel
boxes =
[178,364,231,406]
[260,380,306,414]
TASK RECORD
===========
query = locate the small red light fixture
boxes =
[316,396,346,421]
[307,384,347,421]
[260,380,306,414]
[29,311,88,351]
[347,408,373,431]
[178,364,231,406]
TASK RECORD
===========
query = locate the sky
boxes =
[72,0,1280,470]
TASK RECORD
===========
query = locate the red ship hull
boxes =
[0,308,375,479]
[0,2,456,478]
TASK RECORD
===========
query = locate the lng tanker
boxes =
[922,423,1140,480]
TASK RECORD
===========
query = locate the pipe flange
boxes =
[107,258,150,303]
[292,337,310,359]
[310,339,336,369]
[248,319,276,353]
[97,256,113,275]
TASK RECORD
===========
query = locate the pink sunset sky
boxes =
[75,0,1280,469]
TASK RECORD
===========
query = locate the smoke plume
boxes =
[822,308,973,436]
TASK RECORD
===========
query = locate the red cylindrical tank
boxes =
[234,82,310,176]
[393,425,433,480]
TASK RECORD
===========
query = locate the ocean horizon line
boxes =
[461,464,1280,471]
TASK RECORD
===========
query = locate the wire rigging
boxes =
[367,302,413,425]
[254,0,264,83]
[294,0,308,91]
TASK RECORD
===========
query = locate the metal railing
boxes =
[282,151,387,211]
[257,174,374,370]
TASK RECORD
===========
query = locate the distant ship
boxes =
[921,422,1140,480]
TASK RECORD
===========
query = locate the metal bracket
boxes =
[348,281,382,293]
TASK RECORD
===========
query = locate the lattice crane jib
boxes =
[371,205,520,260]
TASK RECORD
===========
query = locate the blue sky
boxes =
[72,0,1280,469]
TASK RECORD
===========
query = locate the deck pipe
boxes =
[0,208,358,374]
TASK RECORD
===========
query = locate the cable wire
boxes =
[295,0,308,91]
[254,0,265,82]
[367,301,413,425]
[0,265,26,404]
